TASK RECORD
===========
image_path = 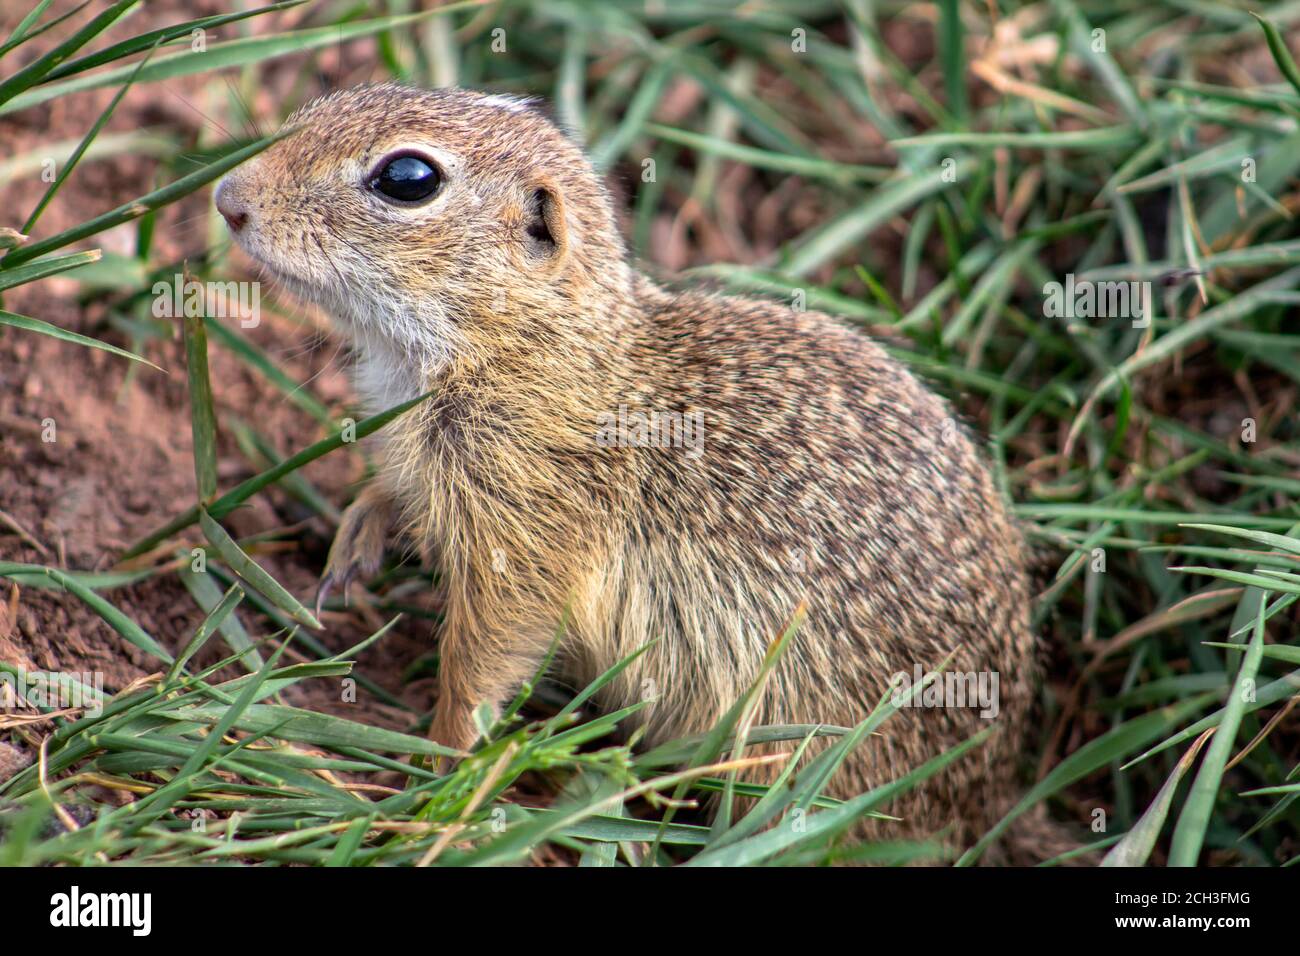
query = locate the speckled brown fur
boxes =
[215,84,1041,855]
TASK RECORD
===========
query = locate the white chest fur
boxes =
[351,330,427,416]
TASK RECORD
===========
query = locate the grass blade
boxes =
[957,694,1215,865]
[0,562,172,663]
[0,250,102,292]
[1253,13,1300,98]
[176,574,258,675]
[0,0,138,108]
[0,5,484,117]
[1102,728,1214,866]
[687,729,993,866]
[3,130,291,267]
[1168,602,1268,866]
[182,283,218,504]
[41,1,306,83]
[0,307,158,367]
[198,509,320,630]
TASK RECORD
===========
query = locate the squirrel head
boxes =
[215,84,633,374]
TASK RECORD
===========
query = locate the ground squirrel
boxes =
[214,84,1040,853]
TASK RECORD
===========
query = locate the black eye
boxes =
[369,154,443,204]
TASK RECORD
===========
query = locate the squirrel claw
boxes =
[314,567,355,620]
[318,485,394,620]
[314,575,331,621]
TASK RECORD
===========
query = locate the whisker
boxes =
[165,87,236,142]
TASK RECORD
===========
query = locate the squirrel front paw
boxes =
[316,484,395,618]
[428,705,479,774]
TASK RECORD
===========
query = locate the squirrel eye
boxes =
[369,154,443,204]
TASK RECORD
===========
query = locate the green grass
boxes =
[2,0,1300,866]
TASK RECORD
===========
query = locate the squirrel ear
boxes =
[523,183,567,265]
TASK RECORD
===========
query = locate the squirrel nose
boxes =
[214,180,249,233]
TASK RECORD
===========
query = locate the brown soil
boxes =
[0,1,439,738]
